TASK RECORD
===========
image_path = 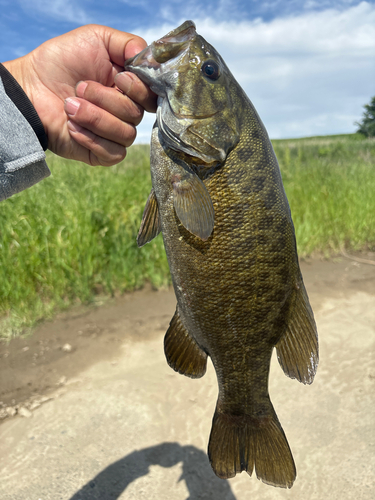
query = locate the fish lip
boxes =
[162,20,196,40]
[150,20,196,63]
[124,20,197,89]
[125,46,187,97]
[124,46,160,73]
[124,46,164,94]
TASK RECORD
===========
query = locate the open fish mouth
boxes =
[124,21,197,94]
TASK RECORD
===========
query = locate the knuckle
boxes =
[89,133,102,148]
[90,84,107,107]
[81,81,105,106]
[84,108,103,130]
[114,148,127,164]
[131,105,144,126]
[119,96,143,124]
[88,152,101,167]
[123,124,137,146]
[88,141,127,167]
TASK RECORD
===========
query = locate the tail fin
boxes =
[208,403,296,488]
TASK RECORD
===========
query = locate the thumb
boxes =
[124,37,148,60]
[102,27,148,66]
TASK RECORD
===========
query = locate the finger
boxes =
[64,97,137,147]
[124,37,148,60]
[103,28,148,67]
[76,80,144,125]
[67,120,127,166]
[115,72,157,113]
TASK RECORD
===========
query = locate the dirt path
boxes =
[0,255,374,499]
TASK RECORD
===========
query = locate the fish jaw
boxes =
[125,20,241,164]
[125,20,196,97]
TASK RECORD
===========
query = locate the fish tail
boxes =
[208,400,296,488]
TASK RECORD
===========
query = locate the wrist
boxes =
[2,59,25,89]
[0,58,49,150]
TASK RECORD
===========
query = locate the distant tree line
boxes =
[356,96,375,137]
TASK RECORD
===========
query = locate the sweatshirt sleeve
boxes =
[0,67,51,202]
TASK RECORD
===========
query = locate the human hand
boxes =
[3,25,156,166]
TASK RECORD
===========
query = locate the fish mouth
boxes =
[125,21,231,165]
[124,20,196,93]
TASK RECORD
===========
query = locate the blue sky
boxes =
[1,0,374,141]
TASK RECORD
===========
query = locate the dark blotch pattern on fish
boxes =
[127,20,318,490]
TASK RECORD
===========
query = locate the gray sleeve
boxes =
[0,76,51,202]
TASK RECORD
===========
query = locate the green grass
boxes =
[0,145,169,337]
[1,134,374,337]
[273,134,375,255]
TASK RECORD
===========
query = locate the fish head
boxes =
[125,21,241,165]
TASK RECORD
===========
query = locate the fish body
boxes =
[126,21,318,489]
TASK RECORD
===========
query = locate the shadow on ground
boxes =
[70,442,237,500]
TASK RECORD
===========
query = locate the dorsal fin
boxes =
[276,280,318,385]
[164,309,207,378]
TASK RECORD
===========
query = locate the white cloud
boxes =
[19,0,92,24]
[133,1,375,141]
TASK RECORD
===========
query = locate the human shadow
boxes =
[70,442,237,500]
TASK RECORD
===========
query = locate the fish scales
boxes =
[126,20,318,488]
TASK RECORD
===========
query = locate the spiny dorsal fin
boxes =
[172,170,214,241]
[164,309,207,378]
[137,188,161,247]
[276,280,318,385]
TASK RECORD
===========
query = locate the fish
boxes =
[125,20,318,489]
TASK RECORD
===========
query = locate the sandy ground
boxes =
[0,255,374,500]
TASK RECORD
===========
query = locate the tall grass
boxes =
[273,134,375,255]
[1,134,374,337]
[0,145,169,337]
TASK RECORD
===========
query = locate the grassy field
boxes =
[272,133,375,255]
[0,145,169,337]
[1,134,374,337]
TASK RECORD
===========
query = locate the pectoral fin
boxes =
[276,280,319,385]
[164,309,207,378]
[172,170,214,241]
[137,188,161,247]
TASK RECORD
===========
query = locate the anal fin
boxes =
[164,310,207,378]
[276,280,319,385]
[137,188,161,247]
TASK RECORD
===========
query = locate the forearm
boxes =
[1,59,48,150]
[0,62,50,202]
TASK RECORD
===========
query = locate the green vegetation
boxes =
[0,146,169,338]
[1,134,374,337]
[273,134,375,255]
[355,96,375,137]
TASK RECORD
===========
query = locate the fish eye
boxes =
[201,60,220,80]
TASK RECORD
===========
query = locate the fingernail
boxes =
[67,120,82,133]
[115,72,132,93]
[65,97,80,116]
[75,81,88,98]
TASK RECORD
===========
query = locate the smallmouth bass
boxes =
[125,21,318,489]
